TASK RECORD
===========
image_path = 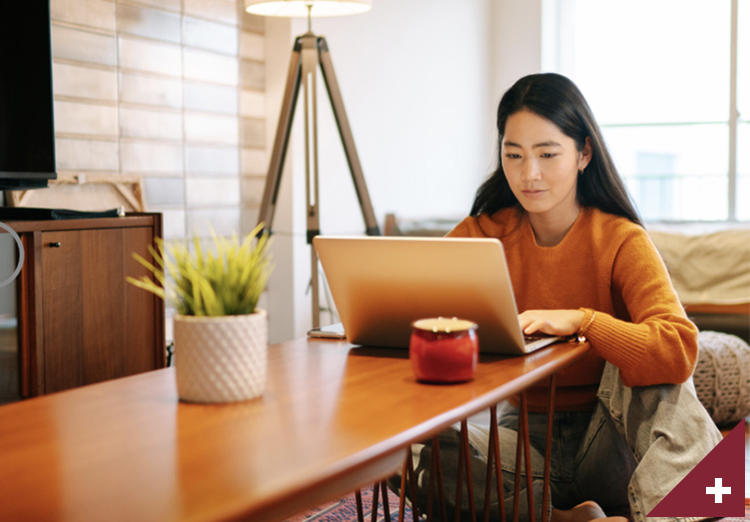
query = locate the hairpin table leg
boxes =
[512,397,524,522]
[399,456,408,522]
[370,482,380,522]
[454,426,465,522]
[452,419,478,522]
[380,481,391,522]
[404,446,420,522]
[429,434,448,521]
[355,489,365,522]
[542,375,557,522]
[521,392,536,522]
[461,419,478,521]
[484,404,507,522]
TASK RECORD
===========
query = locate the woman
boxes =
[406,73,722,522]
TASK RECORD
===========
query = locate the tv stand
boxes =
[2,213,165,397]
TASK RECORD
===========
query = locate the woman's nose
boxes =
[522,159,541,181]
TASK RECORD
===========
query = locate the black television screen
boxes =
[0,0,56,191]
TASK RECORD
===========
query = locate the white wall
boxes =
[263,0,544,342]
[490,0,544,97]
[310,0,493,231]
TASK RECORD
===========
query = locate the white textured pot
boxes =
[173,310,268,403]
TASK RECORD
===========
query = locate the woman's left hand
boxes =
[518,309,585,337]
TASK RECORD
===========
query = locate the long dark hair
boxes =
[471,73,643,227]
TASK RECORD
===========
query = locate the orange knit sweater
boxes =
[447,206,698,412]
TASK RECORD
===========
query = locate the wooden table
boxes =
[0,337,589,522]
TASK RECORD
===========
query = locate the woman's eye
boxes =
[505,153,521,159]
[540,153,557,159]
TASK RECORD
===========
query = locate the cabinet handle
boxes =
[49,242,61,248]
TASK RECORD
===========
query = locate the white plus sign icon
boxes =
[706,478,731,503]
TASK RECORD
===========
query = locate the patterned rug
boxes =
[287,491,749,521]
[285,484,412,522]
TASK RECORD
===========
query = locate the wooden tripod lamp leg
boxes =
[257,33,381,328]
[257,38,303,234]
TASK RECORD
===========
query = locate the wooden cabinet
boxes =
[7,214,165,396]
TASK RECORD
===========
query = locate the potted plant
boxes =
[128,224,273,403]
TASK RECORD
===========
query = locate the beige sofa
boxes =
[647,225,749,343]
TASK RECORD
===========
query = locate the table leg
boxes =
[355,489,365,522]
[452,419,478,521]
[427,434,448,521]
[512,394,525,521]
[484,404,507,522]
[380,481,392,522]
[371,481,381,522]
[398,457,408,522]
[398,446,421,522]
[459,419,478,521]
[454,422,465,521]
[542,375,557,522]
[520,392,535,522]
[354,482,393,522]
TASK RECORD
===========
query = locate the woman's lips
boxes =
[522,189,546,198]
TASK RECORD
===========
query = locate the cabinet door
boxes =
[120,227,158,376]
[42,230,84,393]
[42,227,159,393]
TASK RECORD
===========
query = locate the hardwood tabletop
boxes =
[0,337,589,522]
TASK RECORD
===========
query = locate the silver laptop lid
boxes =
[313,236,539,354]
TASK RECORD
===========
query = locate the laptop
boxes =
[312,236,561,355]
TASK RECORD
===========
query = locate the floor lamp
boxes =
[245,0,380,329]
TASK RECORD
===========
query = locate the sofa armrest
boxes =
[687,312,749,343]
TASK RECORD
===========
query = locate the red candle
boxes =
[409,317,479,383]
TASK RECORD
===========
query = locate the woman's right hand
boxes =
[518,309,585,337]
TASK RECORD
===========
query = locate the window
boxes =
[738,0,749,219]
[546,0,747,221]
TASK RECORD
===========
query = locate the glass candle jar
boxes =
[409,317,479,383]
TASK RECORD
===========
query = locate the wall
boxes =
[262,0,546,342]
[46,0,268,241]
[491,0,544,97]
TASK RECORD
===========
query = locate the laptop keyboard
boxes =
[523,334,551,345]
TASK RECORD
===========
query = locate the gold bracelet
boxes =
[579,310,596,335]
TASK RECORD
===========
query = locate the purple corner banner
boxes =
[648,418,745,518]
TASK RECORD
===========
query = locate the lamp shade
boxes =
[245,0,371,17]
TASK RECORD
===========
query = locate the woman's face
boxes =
[501,110,591,222]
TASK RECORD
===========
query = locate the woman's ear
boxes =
[579,136,593,170]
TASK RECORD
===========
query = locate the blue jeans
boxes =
[407,363,723,522]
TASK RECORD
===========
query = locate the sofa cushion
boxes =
[693,330,750,427]
[647,227,750,306]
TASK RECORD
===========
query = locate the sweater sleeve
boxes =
[581,229,698,387]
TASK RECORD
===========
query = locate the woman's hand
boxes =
[518,309,585,337]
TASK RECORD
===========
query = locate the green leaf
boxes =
[127,222,274,316]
